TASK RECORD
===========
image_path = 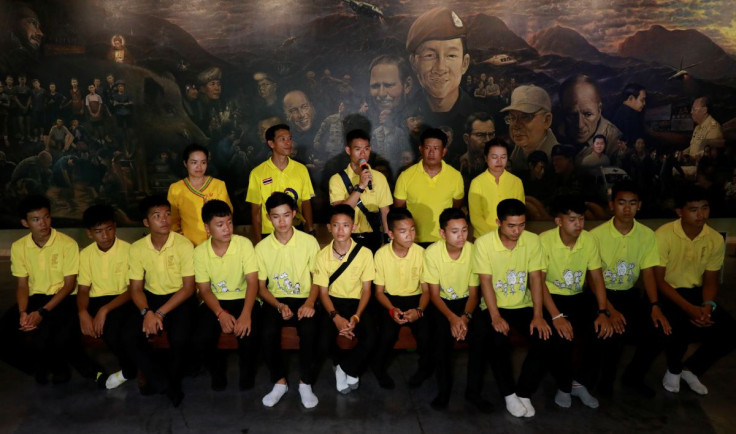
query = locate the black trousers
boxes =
[192,299,261,382]
[546,293,595,393]
[86,296,137,380]
[583,288,665,390]
[261,297,320,385]
[467,307,549,398]
[662,287,736,376]
[371,293,433,376]
[321,296,376,378]
[433,298,475,398]
[121,291,195,393]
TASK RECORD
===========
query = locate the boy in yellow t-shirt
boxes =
[192,200,259,392]
[316,204,375,395]
[424,208,480,410]
[256,192,321,409]
[123,195,196,407]
[470,199,551,418]
[371,208,431,390]
[77,204,136,390]
[656,185,735,396]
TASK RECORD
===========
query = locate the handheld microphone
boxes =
[358,159,373,190]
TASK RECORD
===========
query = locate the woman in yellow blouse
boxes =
[168,144,232,245]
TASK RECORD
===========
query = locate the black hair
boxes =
[265,191,297,212]
[439,207,468,230]
[527,150,548,166]
[138,195,170,220]
[420,127,448,148]
[497,199,526,222]
[346,129,370,147]
[181,143,209,163]
[387,207,414,231]
[551,195,586,216]
[463,112,493,134]
[201,199,232,224]
[18,194,50,220]
[483,137,509,157]
[621,83,645,101]
[592,134,607,145]
[83,204,116,228]
[329,204,355,222]
[610,180,640,202]
[265,123,290,142]
[675,185,708,209]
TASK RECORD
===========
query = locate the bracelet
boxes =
[702,300,717,312]
[552,313,566,320]
[216,309,229,320]
[650,301,661,310]
[389,307,396,318]
[416,307,424,318]
[351,314,360,324]
[38,307,49,317]
[155,310,166,319]
[276,303,284,313]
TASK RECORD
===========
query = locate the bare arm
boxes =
[301,199,314,233]
[528,270,551,339]
[393,198,406,208]
[587,268,614,338]
[641,266,671,334]
[250,203,263,242]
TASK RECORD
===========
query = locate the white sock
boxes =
[681,370,708,395]
[262,383,288,407]
[298,383,319,408]
[571,381,599,408]
[662,370,681,393]
[335,365,350,394]
[555,390,572,408]
[518,397,535,417]
[504,393,527,417]
[105,370,128,390]
[346,373,360,390]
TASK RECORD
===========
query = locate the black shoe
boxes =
[408,370,432,389]
[211,373,227,391]
[465,393,494,414]
[430,395,449,410]
[621,375,656,398]
[375,371,395,390]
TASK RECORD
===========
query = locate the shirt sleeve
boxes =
[241,240,259,275]
[193,245,209,284]
[376,173,393,208]
[452,171,465,200]
[300,166,316,200]
[128,244,144,281]
[167,183,181,233]
[62,237,80,277]
[586,235,602,270]
[10,241,28,278]
[359,249,375,282]
[468,177,492,236]
[307,236,320,273]
[655,228,670,268]
[256,245,268,281]
[527,235,545,272]
[394,171,408,201]
[328,173,348,204]
[312,250,329,288]
[705,234,725,271]
[472,237,493,276]
[421,249,439,284]
[78,248,92,286]
[245,170,262,205]
[640,230,660,269]
[513,178,526,202]
[179,239,195,277]
[373,249,387,286]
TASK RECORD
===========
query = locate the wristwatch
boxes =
[597,309,611,317]
[38,307,49,317]
[463,311,473,320]
[329,310,338,319]
[140,307,150,316]
[354,184,365,193]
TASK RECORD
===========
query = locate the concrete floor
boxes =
[0,257,734,434]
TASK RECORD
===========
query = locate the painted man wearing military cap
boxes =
[502,85,558,176]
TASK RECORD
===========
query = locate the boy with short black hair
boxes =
[540,195,612,409]
[470,199,551,418]
[372,208,432,390]
[317,204,376,395]
[424,208,480,410]
[0,195,85,384]
[77,203,136,390]
[656,185,736,395]
[256,192,321,408]
[123,195,196,407]
[192,199,260,391]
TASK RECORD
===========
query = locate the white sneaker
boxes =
[504,393,527,417]
[662,370,681,393]
[335,365,350,394]
[346,374,360,390]
[681,370,708,395]
[298,383,319,408]
[105,370,127,390]
[262,383,288,407]
[518,397,535,417]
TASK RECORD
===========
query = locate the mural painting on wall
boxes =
[1,0,735,228]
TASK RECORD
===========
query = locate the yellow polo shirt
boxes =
[313,240,374,299]
[255,229,319,298]
[591,218,659,291]
[422,239,479,300]
[374,241,424,297]
[246,157,315,234]
[11,229,79,296]
[468,170,525,237]
[655,220,724,289]
[194,235,258,301]
[78,238,130,297]
[168,177,232,246]
[394,160,464,243]
[329,165,392,233]
[540,228,601,296]
[128,232,194,296]
[472,230,544,310]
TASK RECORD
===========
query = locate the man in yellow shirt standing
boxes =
[192,200,259,392]
[246,124,316,242]
[468,138,525,237]
[329,129,392,253]
[316,205,375,395]
[656,185,735,395]
[256,193,321,409]
[122,195,196,407]
[394,127,464,248]
[372,208,431,390]
[470,199,551,418]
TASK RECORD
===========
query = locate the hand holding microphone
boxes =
[359,158,373,190]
